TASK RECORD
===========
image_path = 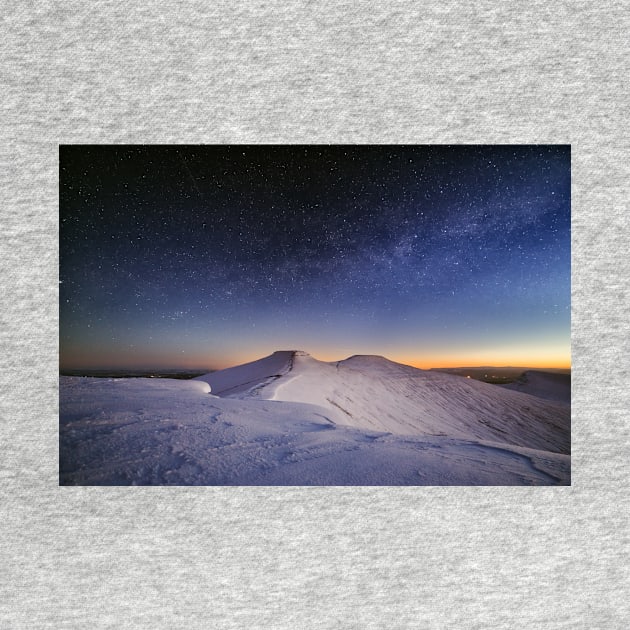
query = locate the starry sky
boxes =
[60,145,570,371]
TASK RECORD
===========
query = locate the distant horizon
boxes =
[59,347,571,373]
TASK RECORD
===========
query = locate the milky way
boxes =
[60,145,570,369]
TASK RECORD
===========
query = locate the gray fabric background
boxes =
[2,1,628,627]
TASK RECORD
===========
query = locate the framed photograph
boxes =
[60,145,570,485]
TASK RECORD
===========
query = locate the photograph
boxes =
[59,144,571,485]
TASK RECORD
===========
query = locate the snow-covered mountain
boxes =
[60,350,570,486]
[194,351,569,454]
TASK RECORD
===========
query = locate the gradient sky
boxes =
[60,145,570,370]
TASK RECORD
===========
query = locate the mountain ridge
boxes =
[195,350,570,454]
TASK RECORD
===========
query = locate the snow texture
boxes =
[60,351,570,486]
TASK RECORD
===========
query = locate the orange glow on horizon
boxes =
[60,342,571,372]
[400,357,571,370]
[391,351,571,370]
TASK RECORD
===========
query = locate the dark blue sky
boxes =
[60,145,570,370]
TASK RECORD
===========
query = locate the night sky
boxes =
[60,145,570,371]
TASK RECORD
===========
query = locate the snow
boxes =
[194,349,293,396]
[60,351,570,485]
[196,351,570,453]
[501,370,571,403]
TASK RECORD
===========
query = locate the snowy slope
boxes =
[195,351,570,454]
[195,350,294,396]
[59,350,571,486]
[60,375,569,486]
[501,370,571,404]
